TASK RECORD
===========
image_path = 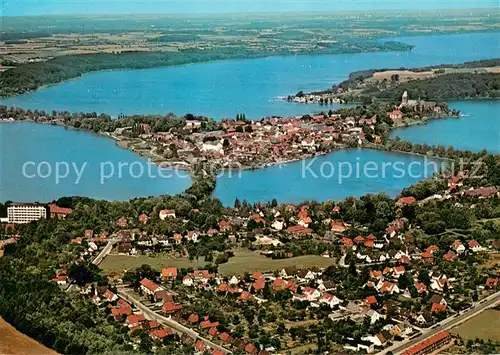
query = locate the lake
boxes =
[390,100,500,153]
[0,32,498,119]
[0,122,191,202]
[1,32,498,203]
[213,149,442,206]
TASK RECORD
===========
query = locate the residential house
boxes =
[140,278,162,296]
[159,209,176,220]
[469,240,483,252]
[319,292,342,308]
[302,287,321,301]
[452,240,466,254]
[161,267,178,280]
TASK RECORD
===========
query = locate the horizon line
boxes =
[3,7,499,18]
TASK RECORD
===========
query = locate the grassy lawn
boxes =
[101,250,336,275]
[450,310,500,341]
[218,250,336,276]
[101,254,206,272]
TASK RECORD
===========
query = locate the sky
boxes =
[2,0,499,16]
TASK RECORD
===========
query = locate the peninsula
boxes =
[286,59,500,104]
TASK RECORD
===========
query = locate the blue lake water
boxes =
[0,122,191,202]
[0,32,498,119]
[214,149,441,206]
[0,32,498,203]
[390,100,500,153]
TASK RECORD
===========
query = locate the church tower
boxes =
[401,91,408,106]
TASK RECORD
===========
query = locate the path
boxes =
[117,288,232,354]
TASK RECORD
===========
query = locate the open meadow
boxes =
[450,310,500,341]
[101,250,336,275]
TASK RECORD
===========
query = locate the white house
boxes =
[183,275,194,287]
[159,209,176,220]
[185,231,200,243]
[88,242,98,252]
[202,141,224,155]
[469,240,483,252]
[363,309,382,324]
[140,278,162,296]
[157,235,170,247]
[452,240,466,254]
[362,334,385,347]
[319,292,342,308]
[229,275,239,285]
[303,287,321,301]
[271,219,284,231]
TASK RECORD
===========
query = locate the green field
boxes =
[451,310,500,341]
[218,251,336,275]
[101,250,336,275]
[101,254,207,271]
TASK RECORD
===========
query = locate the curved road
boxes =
[117,288,232,354]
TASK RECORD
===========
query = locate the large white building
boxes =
[7,203,47,224]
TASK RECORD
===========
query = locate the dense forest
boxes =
[312,58,500,94]
[369,73,500,101]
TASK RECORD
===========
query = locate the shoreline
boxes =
[1,116,454,174]
[0,44,415,100]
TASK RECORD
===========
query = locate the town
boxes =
[1,147,499,354]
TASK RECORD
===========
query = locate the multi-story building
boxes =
[7,203,47,224]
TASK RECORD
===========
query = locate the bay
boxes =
[390,100,500,153]
[213,149,441,206]
[0,122,191,202]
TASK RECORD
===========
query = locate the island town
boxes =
[0,89,457,175]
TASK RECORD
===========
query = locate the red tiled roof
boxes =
[342,237,353,247]
[194,340,206,352]
[126,313,145,324]
[245,343,257,354]
[163,301,183,313]
[402,331,450,355]
[239,291,252,301]
[431,303,447,313]
[49,203,73,215]
[365,295,377,305]
[397,196,416,206]
[140,278,160,292]
[469,240,481,248]
[286,225,313,235]
[219,332,232,343]
[188,313,199,324]
[208,327,218,337]
[253,278,265,291]
[252,271,263,280]
[200,319,220,329]
[161,267,178,279]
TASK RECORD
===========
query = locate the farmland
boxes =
[450,310,500,341]
[0,317,57,355]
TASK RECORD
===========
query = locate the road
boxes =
[117,288,232,354]
[379,290,500,355]
[92,239,116,265]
